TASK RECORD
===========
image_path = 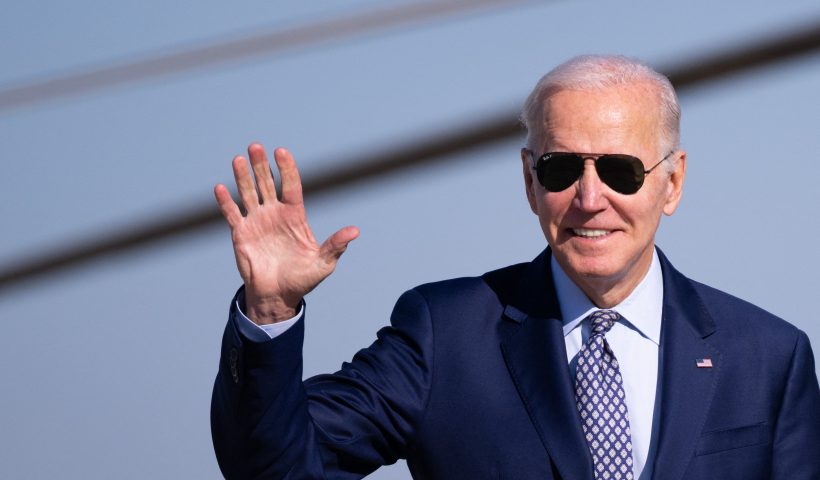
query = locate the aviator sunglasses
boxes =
[525,149,675,195]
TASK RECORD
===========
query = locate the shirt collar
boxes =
[551,249,663,345]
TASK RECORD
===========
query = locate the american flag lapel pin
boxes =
[696,358,713,368]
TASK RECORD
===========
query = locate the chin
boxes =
[571,261,622,281]
[574,240,642,273]
[554,249,617,278]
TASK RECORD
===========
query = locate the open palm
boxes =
[214,144,359,324]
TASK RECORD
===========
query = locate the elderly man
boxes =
[211,55,820,479]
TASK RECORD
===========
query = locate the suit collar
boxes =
[489,248,561,320]
[651,248,721,480]
[656,248,717,338]
[495,249,594,480]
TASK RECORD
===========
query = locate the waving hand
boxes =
[214,144,359,324]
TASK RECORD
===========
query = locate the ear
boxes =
[662,150,686,216]
[521,149,539,215]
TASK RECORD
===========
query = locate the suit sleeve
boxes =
[211,288,434,479]
[770,330,820,479]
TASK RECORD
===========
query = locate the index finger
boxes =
[274,148,304,205]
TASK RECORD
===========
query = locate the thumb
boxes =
[319,226,360,263]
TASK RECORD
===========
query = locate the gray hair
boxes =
[520,55,681,170]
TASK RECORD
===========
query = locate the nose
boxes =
[574,160,609,212]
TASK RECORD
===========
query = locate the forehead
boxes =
[539,83,662,155]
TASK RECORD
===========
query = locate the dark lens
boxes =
[536,153,583,192]
[596,154,644,194]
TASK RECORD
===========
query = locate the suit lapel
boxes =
[493,250,594,480]
[651,250,721,480]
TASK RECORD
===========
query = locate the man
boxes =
[211,55,820,479]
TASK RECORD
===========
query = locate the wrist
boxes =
[244,288,301,325]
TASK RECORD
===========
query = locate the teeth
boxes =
[573,228,610,238]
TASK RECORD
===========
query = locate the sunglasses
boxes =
[525,150,674,195]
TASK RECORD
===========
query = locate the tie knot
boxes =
[588,309,620,336]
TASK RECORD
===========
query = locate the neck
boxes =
[577,278,640,308]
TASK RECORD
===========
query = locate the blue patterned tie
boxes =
[575,310,634,480]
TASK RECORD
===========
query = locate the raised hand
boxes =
[214,144,359,324]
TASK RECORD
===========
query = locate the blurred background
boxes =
[1,1,819,478]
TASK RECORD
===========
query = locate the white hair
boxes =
[520,55,681,170]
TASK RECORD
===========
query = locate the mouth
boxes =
[571,228,612,238]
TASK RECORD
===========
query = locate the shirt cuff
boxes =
[234,299,304,342]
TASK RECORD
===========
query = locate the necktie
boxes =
[575,310,634,480]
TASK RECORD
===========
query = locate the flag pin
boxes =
[696,358,713,368]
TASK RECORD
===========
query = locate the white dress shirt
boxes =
[552,251,663,480]
[236,251,664,478]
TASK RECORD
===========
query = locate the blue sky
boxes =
[1,1,818,478]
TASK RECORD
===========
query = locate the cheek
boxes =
[628,199,666,235]
[630,180,670,222]
[536,194,570,231]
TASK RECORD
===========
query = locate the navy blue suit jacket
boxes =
[211,249,820,479]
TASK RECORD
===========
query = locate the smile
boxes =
[571,228,612,238]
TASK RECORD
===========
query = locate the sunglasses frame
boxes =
[524,149,675,195]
